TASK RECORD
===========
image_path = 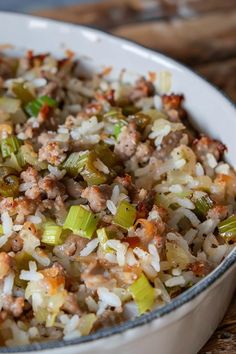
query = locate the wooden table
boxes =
[36,1,236,352]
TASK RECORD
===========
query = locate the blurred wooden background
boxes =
[35,1,236,353]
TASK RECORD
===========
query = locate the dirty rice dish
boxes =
[0,51,235,347]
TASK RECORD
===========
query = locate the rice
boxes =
[80,238,99,256]
[206,153,218,168]
[3,273,14,295]
[20,262,44,282]
[106,200,117,215]
[0,50,235,348]
[97,287,121,308]
[148,244,160,272]
[165,276,186,287]
[2,211,13,235]
[94,158,110,174]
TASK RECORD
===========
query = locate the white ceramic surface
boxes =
[0,11,236,354]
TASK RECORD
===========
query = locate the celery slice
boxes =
[4,153,22,172]
[63,151,107,185]
[1,136,21,158]
[12,82,35,104]
[94,143,118,168]
[78,314,97,336]
[42,222,62,245]
[63,205,99,239]
[113,121,126,140]
[97,227,113,253]
[80,152,107,185]
[129,273,155,315]
[194,195,213,219]
[218,215,236,239]
[25,95,57,117]
[113,201,136,229]
[63,151,89,177]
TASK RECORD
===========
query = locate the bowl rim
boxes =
[0,11,235,353]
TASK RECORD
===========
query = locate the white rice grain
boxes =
[80,238,99,256]
[20,261,44,282]
[165,276,185,287]
[3,272,14,295]
[206,153,217,168]
[106,200,117,215]
[97,287,121,308]
[2,211,13,235]
[148,244,160,272]
[215,163,230,175]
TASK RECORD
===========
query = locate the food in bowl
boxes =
[0,51,235,347]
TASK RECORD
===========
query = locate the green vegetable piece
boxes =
[12,82,35,104]
[113,201,136,229]
[14,251,33,288]
[1,136,21,159]
[128,273,155,315]
[80,152,107,185]
[0,166,19,197]
[0,224,3,234]
[78,314,97,336]
[63,152,89,177]
[97,227,113,253]
[25,95,57,117]
[4,153,22,172]
[63,205,99,239]
[194,195,213,219]
[18,144,47,170]
[103,108,124,119]
[94,143,118,168]
[113,121,125,140]
[63,151,107,185]
[134,112,151,130]
[218,215,236,239]
[42,222,63,245]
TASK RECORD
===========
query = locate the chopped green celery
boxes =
[94,143,118,167]
[14,251,33,288]
[218,215,236,239]
[63,151,89,177]
[194,196,213,219]
[78,314,97,336]
[42,222,62,245]
[145,109,168,121]
[134,112,151,130]
[113,201,136,229]
[0,173,19,197]
[1,136,21,158]
[97,227,113,253]
[113,120,126,140]
[4,153,22,172]
[128,273,155,315]
[63,205,99,239]
[18,145,47,170]
[103,108,124,119]
[63,151,107,185]
[12,82,35,104]
[80,151,107,185]
[25,95,57,117]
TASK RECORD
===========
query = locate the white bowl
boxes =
[0,11,236,354]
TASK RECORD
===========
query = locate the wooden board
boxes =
[35,1,236,352]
